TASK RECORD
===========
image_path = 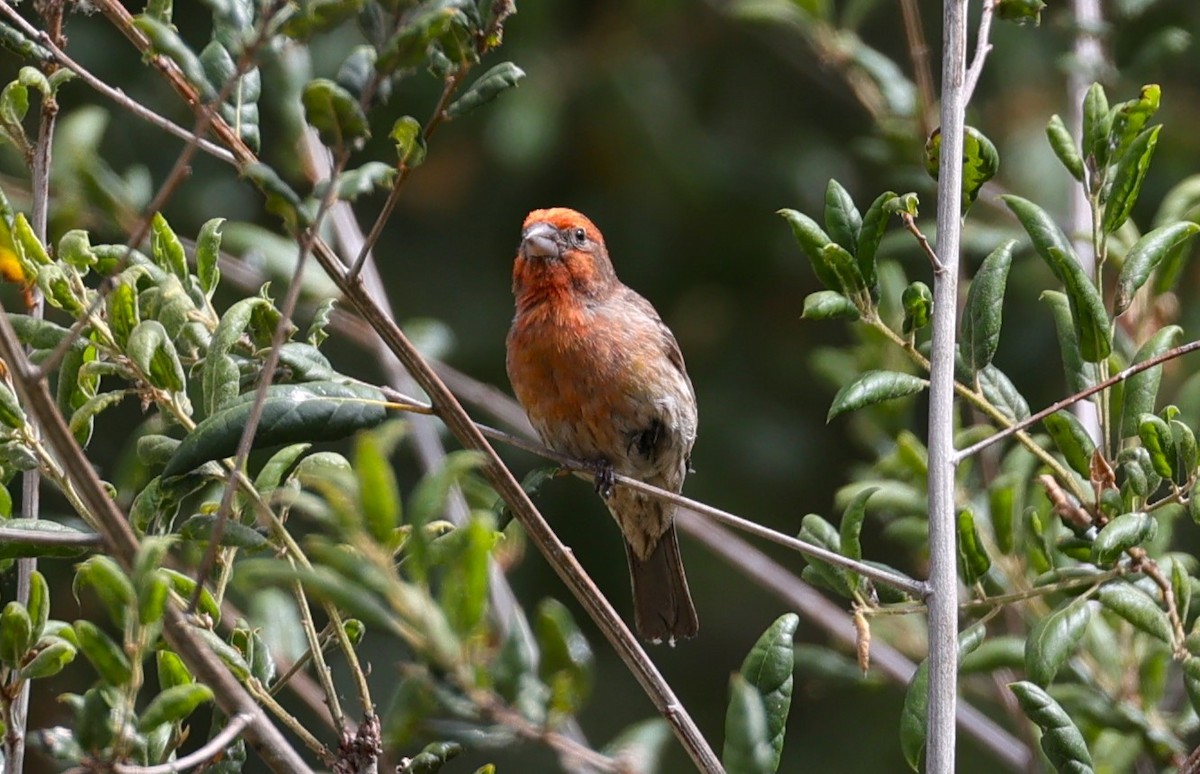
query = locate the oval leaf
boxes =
[827,371,928,422]
[1009,681,1095,773]
[1116,223,1199,314]
[961,240,1015,372]
[1091,511,1156,566]
[1025,597,1092,686]
[163,381,388,477]
[738,613,798,772]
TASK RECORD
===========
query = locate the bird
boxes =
[505,207,699,643]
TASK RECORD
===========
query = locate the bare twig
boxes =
[925,1,970,771]
[112,713,255,774]
[954,339,1200,462]
[0,525,102,546]
[962,0,997,104]
[901,211,945,273]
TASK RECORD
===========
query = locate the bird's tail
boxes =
[625,521,698,644]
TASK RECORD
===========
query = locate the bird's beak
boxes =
[520,222,560,261]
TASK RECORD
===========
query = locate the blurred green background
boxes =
[5,0,1200,770]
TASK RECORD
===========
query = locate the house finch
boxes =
[506,207,699,643]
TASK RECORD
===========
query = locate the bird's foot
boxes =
[588,459,616,499]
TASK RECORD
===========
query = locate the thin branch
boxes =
[470,419,928,598]
[0,1,236,166]
[0,525,103,546]
[962,0,997,104]
[112,713,254,774]
[901,211,945,273]
[954,339,1200,462]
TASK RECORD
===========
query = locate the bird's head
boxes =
[513,208,617,305]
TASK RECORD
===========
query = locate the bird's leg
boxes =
[586,458,616,499]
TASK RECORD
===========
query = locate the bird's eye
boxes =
[572,227,587,245]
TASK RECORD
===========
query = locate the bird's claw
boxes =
[590,460,616,499]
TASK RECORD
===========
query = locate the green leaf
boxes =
[901,281,932,335]
[723,674,774,774]
[956,508,991,585]
[1102,126,1160,235]
[1000,201,1108,360]
[1046,114,1084,181]
[73,620,132,685]
[1119,325,1182,439]
[536,599,594,717]
[1025,597,1092,686]
[302,78,369,148]
[150,212,188,280]
[0,519,92,560]
[1138,414,1176,479]
[1009,681,1095,773]
[1050,246,1112,362]
[240,163,305,230]
[440,516,495,637]
[1040,291,1092,394]
[737,613,797,772]
[801,290,859,321]
[900,624,985,770]
[137,683,214,733]
[0,380,25,429]
[925,126,999,214]
[157,650,193,692]
[400,741,463,774]
[57,229,95,270]
[827,370,928,421]
[1110,85,1161,167]
[376,7,457,73]
[195,217,224,298]
[27,569,48,641]
[391,115,427,167]
[446,62,525,119]
[1115,222,1199,314]
[855,191,897,287]
[961,240,1015,372]
[325,161,396,201]
[0,601,32,668]
[134,16,215,101]
[798,514,850,597]
[1002,195,1076,284]
[824,179,861,255]
[839,487,876,592]
[20,637,76,680]
[1096,582,1173,644]
[106,280,140,348]
[70,392,130,444]
[1042,411,1096,478]
[164,381,388,477]
[821,242,866,297]
[779,208,840,292]
[989,474,1019,554]
[1172,419,1198,483]
[355,431,401,543]
[1082,82,1111,171]
[74,555,135,629]
[203,297,274,415]
[127,320,185,392]
[1091,511,1156,566]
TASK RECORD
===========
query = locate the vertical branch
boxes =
[1067,0,1106,444]
[926,0,970,771]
